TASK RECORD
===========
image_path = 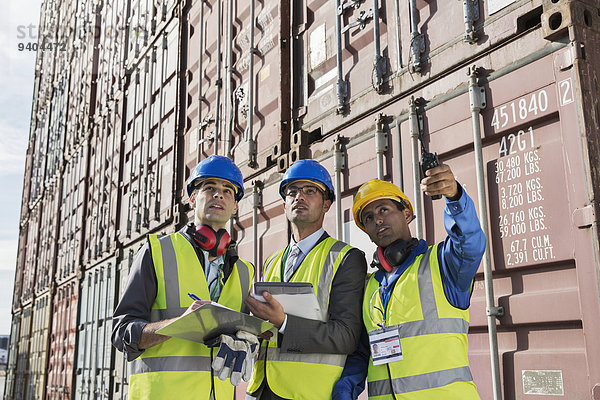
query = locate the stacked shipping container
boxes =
[7,0,600,399]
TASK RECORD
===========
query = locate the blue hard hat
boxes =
[187,155,245,201]
[279,159,335,201]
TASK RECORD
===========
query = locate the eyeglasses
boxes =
[284,185,322,198]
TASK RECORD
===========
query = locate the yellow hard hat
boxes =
[352,179,414,231]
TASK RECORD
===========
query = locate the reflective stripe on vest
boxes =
[363,245,479,399]
[368,366,474,397]
[131,356,213,374]
[129,233,253,400]
[247,238,352,400]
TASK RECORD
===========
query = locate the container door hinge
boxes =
[468,65,486,111]
[375,113,388,154]
[573,204,595,229]
[487,306,505,318]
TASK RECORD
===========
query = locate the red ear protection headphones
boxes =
[371,238,419,273]
[193,225,231,257]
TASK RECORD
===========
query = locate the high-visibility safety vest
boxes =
[247,237,353,400]
[129,233,254,400]
[363,245,480,400]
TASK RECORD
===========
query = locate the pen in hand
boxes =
[188,293,201,301]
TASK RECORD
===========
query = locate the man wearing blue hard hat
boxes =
[112,155,257,399]
[245,159,367,400]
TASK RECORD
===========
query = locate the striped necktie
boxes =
[284,245,301,282]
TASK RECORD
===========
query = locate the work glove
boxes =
[236,330,260,382]
[211,331,259,385]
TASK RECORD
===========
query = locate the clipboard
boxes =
[253,282,324,321]
[156,303,275,344]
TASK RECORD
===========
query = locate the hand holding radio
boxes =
[420,152,442,200]
[420,160,460,201]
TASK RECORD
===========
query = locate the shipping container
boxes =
[110,240,145,400]
[35,0,59,114]
[36,183,62,295]
[83,100,124,266]
[13,306,33,400]
[94,0,129,117]
[28,294,52,400]
[53,0,77,83]
[4,314,21,400]
[46,279,79,400]
[118,18,179,245]
[74,258,118,400]
[21,205,42,306]
[19,147,36,223]
[297,0,550,136]
[64,0,100,153]
[182,0,292,180]
[44,70,69,183]
[231,4,600,398]
[9,0,600,399]
[12,228,28,313]
[126,0,151,64]
[56,143,89,284]
[28,111,50,204]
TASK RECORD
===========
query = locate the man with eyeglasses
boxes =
[245,159,367,400]
[333,164,485,399]
[112,155,256,400]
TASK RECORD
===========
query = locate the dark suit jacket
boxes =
[255,232,367,399]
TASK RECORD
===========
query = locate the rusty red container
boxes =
[181,0,292,184]
[46,279,79,400]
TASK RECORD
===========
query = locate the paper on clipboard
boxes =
[253,282,324,321]
[156,302,275,344]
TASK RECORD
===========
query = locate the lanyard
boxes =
[279,245,291,280]
[369,286,388,328]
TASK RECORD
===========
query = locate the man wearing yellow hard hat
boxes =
[333,164,485,399]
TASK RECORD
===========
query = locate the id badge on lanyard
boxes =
[367,286,402,365]
[368,326,403,365]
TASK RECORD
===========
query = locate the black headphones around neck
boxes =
[371,238,419,273]
[192,225,231,257]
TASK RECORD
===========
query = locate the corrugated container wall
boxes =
[74,258,117,400]
[7,0,600,399]
[35,182,62,295]
[84,103,123,266]
[46,279,79,400]
[28,294,52,400]
[4,313,21,399]
[118,17,179,245]
[56,143,89,284]
[64,0,99,154]
[20,205,42,306]
[13,306,33,400]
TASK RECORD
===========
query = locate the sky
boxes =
[0,0,42,335]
